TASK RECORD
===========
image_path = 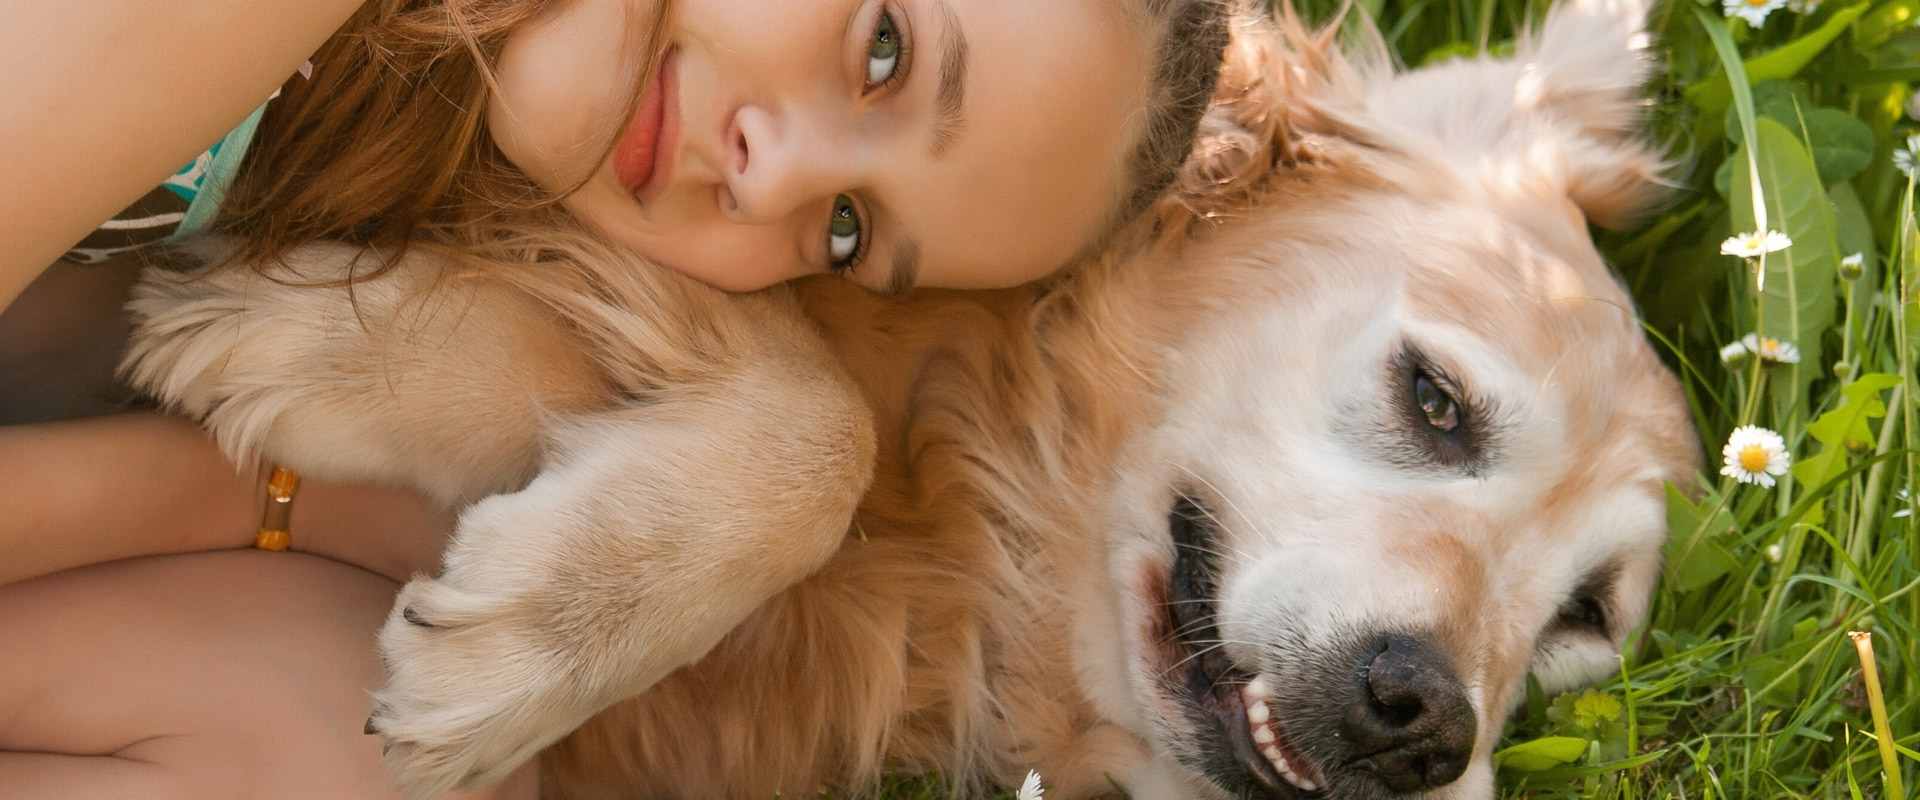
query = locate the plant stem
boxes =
[1848,631,1905,800]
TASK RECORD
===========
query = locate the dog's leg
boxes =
[121,246,602,503]
[124,245,875,797]
[368,331,874,797]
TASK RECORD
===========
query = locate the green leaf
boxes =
[1728,118,1842,416]
[1797,372,1904,491]
[1688,2,1873,117]
[1742,656,1803,706]
[1907,215,1920,358]
[1696,7,1764,165]
[1793,616,1822,640]
[1724,83,1878,187]
[1665,483,1742,591]
[1801,109,1878,186]
[1792,446,1848,496]
[1571,691,1624,729]
[1496,736,1591,772]
[1794,374,1902,489]
[1715,154,1736,197]
[1723,82,1815,145]
[1794,725,1835,742]
[1806,373,1902,446]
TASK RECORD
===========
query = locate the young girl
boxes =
[0,0,1237,796]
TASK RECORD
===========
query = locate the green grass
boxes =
[881,0,1919,796]
[1328,0,1920,796]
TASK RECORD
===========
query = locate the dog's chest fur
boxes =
[545,280,1143,799]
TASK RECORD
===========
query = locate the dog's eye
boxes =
[1553,592,1608,636]
[1413,371,1459,432]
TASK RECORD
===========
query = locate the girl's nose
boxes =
[720,104,855,225]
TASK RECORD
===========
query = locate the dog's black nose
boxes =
[1339,634,1476,793]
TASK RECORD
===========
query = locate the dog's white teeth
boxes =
[1242,676,1319,793]
[1271,749,1317,792]
[1254,721,1319,792]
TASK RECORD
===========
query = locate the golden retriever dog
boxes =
[123,0,1698,796]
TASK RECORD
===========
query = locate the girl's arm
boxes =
[0,0,365,310]
[0,413,259,585]
[0,413,456,586]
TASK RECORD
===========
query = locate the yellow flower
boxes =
[1721,425,1790,488]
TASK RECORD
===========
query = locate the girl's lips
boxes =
[613,50,678,202]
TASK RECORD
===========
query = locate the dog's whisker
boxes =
[1160,641,1233,676]
[1173,466,1272,565]
[1158,638,1263,679]
[1171,541,1250,568]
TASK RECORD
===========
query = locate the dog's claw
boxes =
[402,606,436,628]
[365,716,381,735]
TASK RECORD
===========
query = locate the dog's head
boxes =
[1062,1,1699,797]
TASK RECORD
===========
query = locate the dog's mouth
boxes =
[1155,495,1326,798]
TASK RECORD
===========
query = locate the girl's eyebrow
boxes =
[928,0,969,157]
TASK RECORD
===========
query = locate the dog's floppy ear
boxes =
[1520,0,1666,227]
[1373,0,1666,228]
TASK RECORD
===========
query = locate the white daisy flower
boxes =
[1739,333,1801,364]
[1721,425,1791,487]
[1724,0,1789,26]
[1766,543,1784,563]
[1721,230,1793,259]
[1908,91,1920,122]
[1719,339,1751,365]
[1015,770,1045,800]
[1895,134,1919,177]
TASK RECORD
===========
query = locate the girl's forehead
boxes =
[878,0,1156,288]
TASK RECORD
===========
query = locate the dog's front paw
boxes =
[366,578,594,799]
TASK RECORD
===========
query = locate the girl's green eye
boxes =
[867,12,900,86]
[829,194,862,268]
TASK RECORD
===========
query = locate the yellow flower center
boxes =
[1738,444,1771,473]
[1746,0,1768,7]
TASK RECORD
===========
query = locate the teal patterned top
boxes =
[62,59,309,264]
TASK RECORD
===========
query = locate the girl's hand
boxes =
[0,412,456,587]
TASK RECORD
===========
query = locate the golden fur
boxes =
[122,1,1697,797]
[549,1,1694,796]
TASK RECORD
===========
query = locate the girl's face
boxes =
[490,0,1154,292]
